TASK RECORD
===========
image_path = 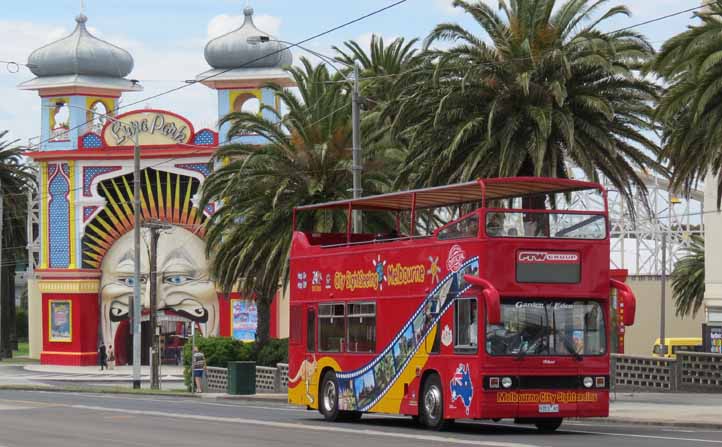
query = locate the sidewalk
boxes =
[607,392,722,428]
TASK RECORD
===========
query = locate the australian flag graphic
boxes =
[450,363,473,415]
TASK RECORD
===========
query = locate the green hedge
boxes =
[182,337,288,390]
[256,338,288,367]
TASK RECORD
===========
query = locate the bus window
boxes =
[438,215,479,240]
[319,303,346,352]
[290,304,303,344]
[486,212,606,239]
[347,302,376,353]
[486,299,606,356]
[306,308,315,352]
[454,298,478,353]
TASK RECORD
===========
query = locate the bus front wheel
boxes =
[535,418,563,433]
[420,374,449,430]
[320,371,340,422]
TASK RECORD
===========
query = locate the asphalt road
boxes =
[0,390,721,447]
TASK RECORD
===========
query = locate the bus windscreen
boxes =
[486,299,606,357]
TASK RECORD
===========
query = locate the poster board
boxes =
[48,300,72,342]
[231,299,257,342]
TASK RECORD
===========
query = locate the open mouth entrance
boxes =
[114,312,195,366]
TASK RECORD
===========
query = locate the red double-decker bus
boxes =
[287,178,636,432]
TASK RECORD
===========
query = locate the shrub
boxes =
[256,338,288,366]
[182,336,255,390]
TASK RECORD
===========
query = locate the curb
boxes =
[204,394,288,403]
[0,384,195,398]
[598,417,722,430]
[0,384,289,403]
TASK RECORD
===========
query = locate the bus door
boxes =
[444,295,482,419]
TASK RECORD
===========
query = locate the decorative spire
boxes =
[26,12,134,78]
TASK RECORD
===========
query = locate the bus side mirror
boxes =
[464,274,501,325]
[611,279,636,327]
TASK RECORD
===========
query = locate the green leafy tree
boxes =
[652,2,722,205]
[0,131,36,358]
[383,0,661,207]
[200,60,390,346]
[671,235,705,318]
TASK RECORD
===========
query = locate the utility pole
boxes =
[132,133,142,389]
[0,179,6,360]
[660,232,667,355]
[351,62,362,232]
[144,220,172,390]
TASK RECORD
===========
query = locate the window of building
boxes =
[50,100,70,142]
[347,302,376,353]
[89,101,109,133]
[319,303,346,352]
[454,297,478,353]
[306,307,315,352]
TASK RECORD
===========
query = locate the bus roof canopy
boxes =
[294,177,602,212]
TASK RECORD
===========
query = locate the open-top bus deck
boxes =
[287,177,636,432]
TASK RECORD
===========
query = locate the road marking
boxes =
[562,428,722,444]
[70,404,542,447]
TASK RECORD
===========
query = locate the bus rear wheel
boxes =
[320,371,340,422]
[535,418,563,433]
[420,374,449,430]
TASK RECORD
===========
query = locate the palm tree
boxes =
[383,0,661,208]
[671,235,705,318]
[652,2,722,205]
[334,35,421,104]
[200,60,390,345]
[333,35,422,196]
[0,131,36,358]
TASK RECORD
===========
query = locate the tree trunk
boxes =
[255,290,271,349]
[8,259,17,350]
[0,262,11,358]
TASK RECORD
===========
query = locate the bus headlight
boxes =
[583,376,594,388]
[501,377,513,389]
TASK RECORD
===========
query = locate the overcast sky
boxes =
[0,0,699,145]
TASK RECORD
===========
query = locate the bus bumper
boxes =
[481,390,609,419]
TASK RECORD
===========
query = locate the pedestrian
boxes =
[107,345,115,370]
[192,346,206,393]
[98,342,108,371]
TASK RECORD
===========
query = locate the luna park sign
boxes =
[102,110,194,147]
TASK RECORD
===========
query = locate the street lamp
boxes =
[247,36,363,231]
[47,102,143,389]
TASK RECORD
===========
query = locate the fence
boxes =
[202,363,289,394]
[678,352,722,390]
[612,352,722,392]
[611,354,677,391]
[206,366,229,393]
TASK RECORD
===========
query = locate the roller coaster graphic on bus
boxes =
[293,256,480,413]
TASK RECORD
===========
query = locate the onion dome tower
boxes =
[19,13,142,151]
[197,5,294,144]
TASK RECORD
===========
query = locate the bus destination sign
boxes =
[516,250,580,283]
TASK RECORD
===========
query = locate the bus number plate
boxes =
[538,404,559,413]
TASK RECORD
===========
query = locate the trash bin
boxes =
[228,361,256,395]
